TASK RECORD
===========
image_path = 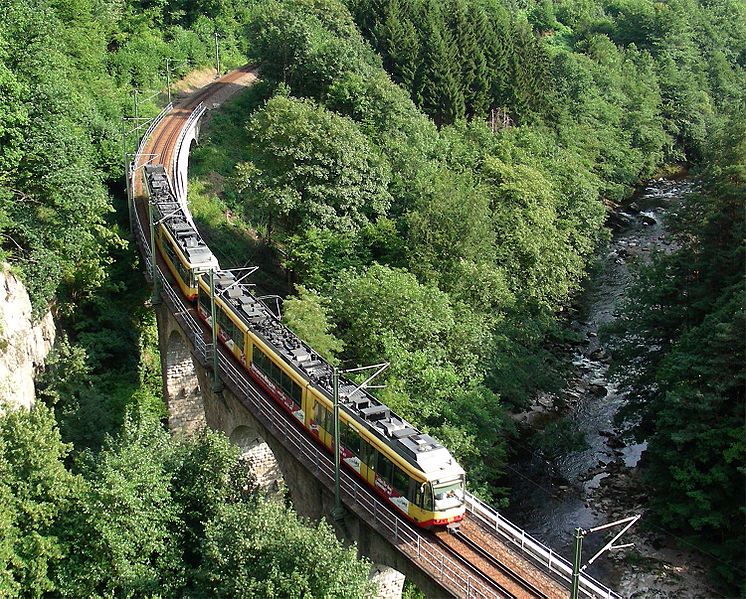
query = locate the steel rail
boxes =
[134,207,503,599]
[130,91,506,599]
[452,529,548,599]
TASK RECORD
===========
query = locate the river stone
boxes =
[589,383,608,397]
[587,347,607,360]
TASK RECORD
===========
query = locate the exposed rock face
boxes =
[0,264,55,410]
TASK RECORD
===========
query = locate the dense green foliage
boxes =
[607,111,745,592]
[235,92,392,237]
[0,405,373,597]
[218,0,744,502]
[0,0,249,315]
[183,0,744,504]
[0,406,80,596]
[0,0,374,593]
[283,285,345,363]
[202,501,371,597]
[348,0,553,125]
[1,0,743,590]
[348,0,744,163]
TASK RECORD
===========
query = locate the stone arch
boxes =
[369,564,406,599]
[229,424,283,490]
[164,329,206,435]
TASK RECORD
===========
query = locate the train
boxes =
[143,164,466,527]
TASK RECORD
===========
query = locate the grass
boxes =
[188,81,289,296]
[190,81,271,180]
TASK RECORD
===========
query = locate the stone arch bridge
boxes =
[127,66,620,599]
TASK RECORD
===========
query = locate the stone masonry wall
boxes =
[163,329,206,435]
[370,565,405,599]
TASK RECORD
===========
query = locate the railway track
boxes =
[135,64,256,195]
[434,525,551,599]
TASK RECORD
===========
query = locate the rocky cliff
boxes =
[0,264,55,410]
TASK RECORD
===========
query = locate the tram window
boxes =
[423,485,433,511]
[198,288,210,314]
[217,308,230,330]
[252,346,262,368]
[345,424,361,455]
[361,442,376,471]
[415,484,424,507]
[252,347,301,405]
[313,402,324,426]
[407,479,417,502]
[378,454,394,484]
[392,467,409,496]
[232,327,243,352]
[291,383,302,405]
[321,408,333,433]
[164,242,188,283]
[280,370,288,392]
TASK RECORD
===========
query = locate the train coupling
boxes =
[446,522,461,534]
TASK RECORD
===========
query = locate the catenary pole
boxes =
[148,200,161,305]
[214,32,220,78]
[165,58,172,105]
[571,527,583,599]
[209,268,223,392]
[332,366,344,520]
[121,119,133,232]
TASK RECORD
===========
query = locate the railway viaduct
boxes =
[128,66,620,599]
[157,301,452,598]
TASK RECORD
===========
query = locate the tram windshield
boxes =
[433,477,465,510]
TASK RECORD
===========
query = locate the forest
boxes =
[0,0,743,594]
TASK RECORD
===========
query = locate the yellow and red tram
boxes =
[143,164,466,527]
[196,272,466,527]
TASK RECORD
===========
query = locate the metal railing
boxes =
[171,101,206,206]
[133,205,501,598]
[465,495,619,599]
[135,103,173,162]
[132,101,621,599]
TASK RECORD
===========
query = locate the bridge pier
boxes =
[162,325,207,435]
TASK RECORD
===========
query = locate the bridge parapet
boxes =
[131,199,488,597]
[172,102,206,210]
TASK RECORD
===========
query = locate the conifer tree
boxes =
[477,1,513,111]
[375,0,420,92]
[466,3,493,118]
[510,19,553,122]
[449,0,480,117]
[418,0,465,124]
[509,19,538,122]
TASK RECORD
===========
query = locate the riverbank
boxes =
[504,177,720,597]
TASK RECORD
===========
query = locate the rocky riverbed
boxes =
[504,178,720,597]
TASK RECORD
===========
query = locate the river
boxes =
[503,178,692,586]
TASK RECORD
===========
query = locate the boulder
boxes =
[589,383,608,397]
